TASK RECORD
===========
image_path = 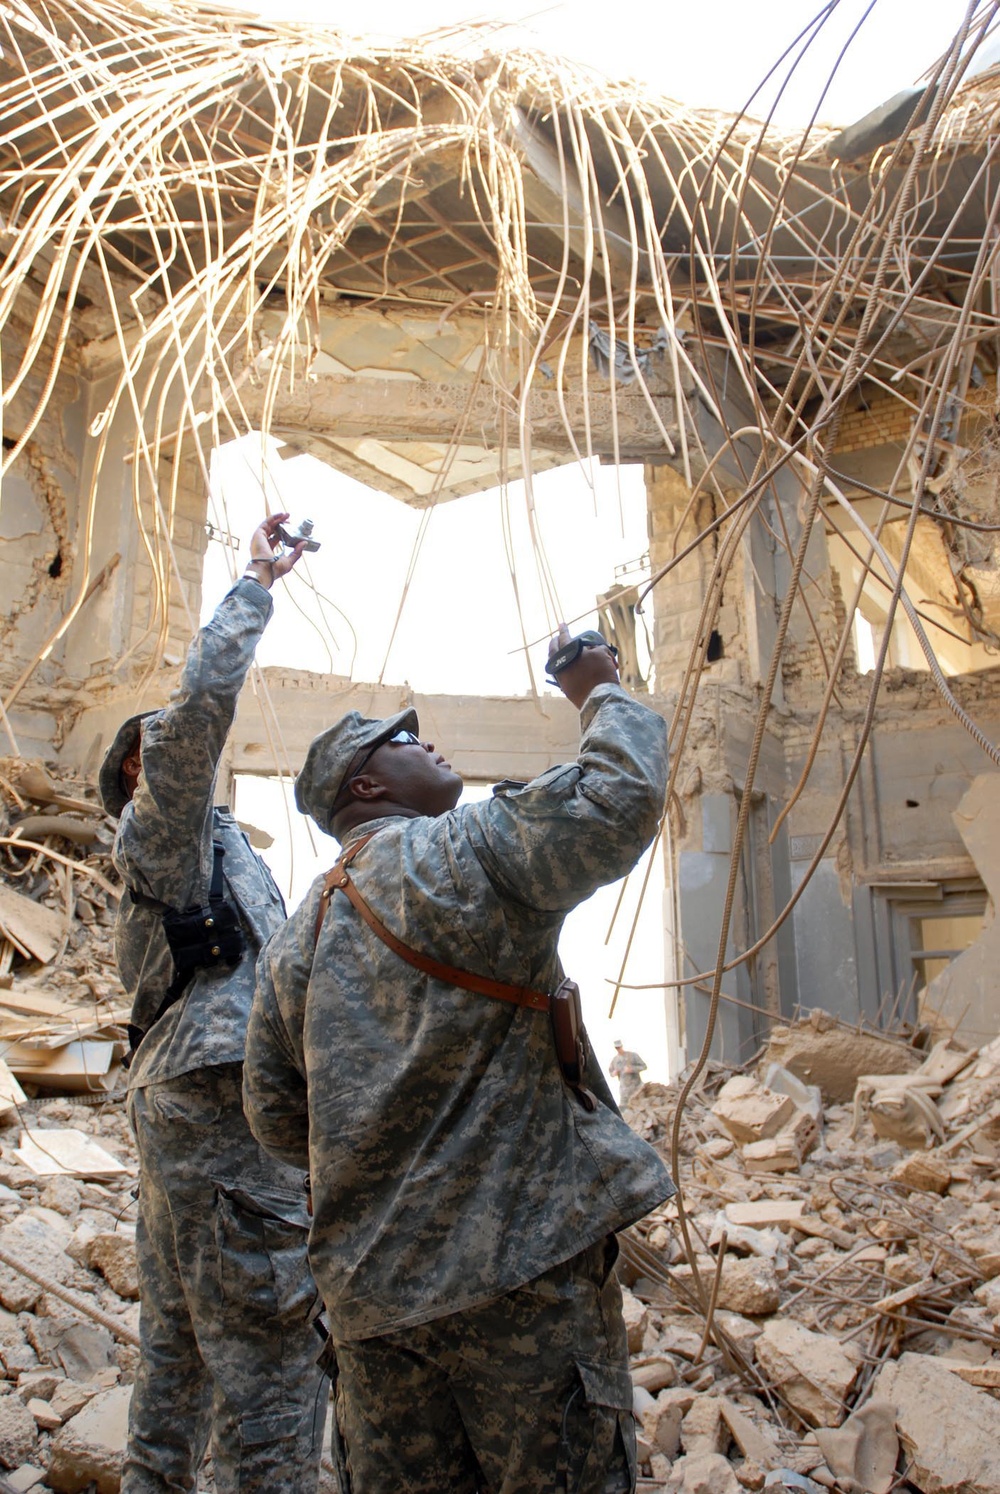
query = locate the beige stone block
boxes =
[631,1355,678,1393]
[680,1396,729,1458]
[872,1352,1000,1494]
[643,1395,683,1460]
[46,1385,131,1494]
[620,1287,649,1354]
[85,1232,139,1301]
[755,1320,861,1427]
[711,1076,796,1145]
[891,1150,952,1194]
[665,1452,742,1494]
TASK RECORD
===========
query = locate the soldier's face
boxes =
[362,735,463,818]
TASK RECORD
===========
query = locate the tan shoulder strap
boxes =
[313,834,549,1014]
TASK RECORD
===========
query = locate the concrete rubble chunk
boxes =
[0,1396,38,1472]
[681,1395,729,1457]
[0,1216,75,1314]
[763,1013,920,1102]
[619,1287,649,1354]
[54,1325,116,1384]
[642,1393,683,1459]
[891,1150,952,1193]
[872,1351,1000,1494]
[666,1452,742,1494]
[671,1257,781,1316]
[814,1400,898,1494]
[85,1233,138,1301]
[718,1398,781,1470]
[24,1399,60,1432]
[45,1385,131,1494]
[754,1320,861,1427]
[725,1200,806,1230]
[630,1354,677,1392]
[712,1076,796,1145]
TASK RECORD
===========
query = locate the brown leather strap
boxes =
[313,834,550,1014]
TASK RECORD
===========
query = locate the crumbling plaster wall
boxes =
[646,383,1000,1068]
[1,296,212,760]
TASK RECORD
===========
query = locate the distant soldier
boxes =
[610,1039,647,1104]
[100,516,325,1494]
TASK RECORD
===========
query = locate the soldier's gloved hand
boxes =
[547,624,619,710]
[247,513,306,587]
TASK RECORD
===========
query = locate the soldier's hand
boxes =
[547,623,619,710]
[251,513,306,583]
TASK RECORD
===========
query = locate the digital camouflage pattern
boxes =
[113,578,287,1090]
[609,1050,647,1103]
[110,578,324,1493]
[244,680,676,1343]
[126,1066,325,1492]
[332,1236,635,1494]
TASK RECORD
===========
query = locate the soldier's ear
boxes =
[349,774,387,804]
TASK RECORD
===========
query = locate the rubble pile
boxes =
[0,757,127,1103]
[621,1009,1000,1494]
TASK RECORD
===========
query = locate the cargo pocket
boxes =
[214,1182,314,1324]
[563,1358,636,1494]
[239,1406,301,1448]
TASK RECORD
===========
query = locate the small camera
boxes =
[276,518,321,553]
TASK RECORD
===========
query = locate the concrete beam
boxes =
[228,669,583,783]
[241,372,679,459]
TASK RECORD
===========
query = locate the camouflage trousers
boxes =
[331,1235,636,1494]
[124,1064,326,1493]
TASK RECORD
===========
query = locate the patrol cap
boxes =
[294,706,419,833]
[613,1038,623,1047]
[98,711,159,817]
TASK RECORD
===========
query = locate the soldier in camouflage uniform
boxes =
[244,624,676,1493]
[609,1041,647,1104]
[100,516,326,1493]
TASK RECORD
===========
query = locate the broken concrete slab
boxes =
[754,1320,861,1427]
[872,1351,1000,1494]
[763,1012,920,1102]
[45,1385,130,1494]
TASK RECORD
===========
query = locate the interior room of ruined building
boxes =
[2,0,999,1084]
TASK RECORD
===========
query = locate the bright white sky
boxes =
[216,0,981,130]
[202,0,983,1082]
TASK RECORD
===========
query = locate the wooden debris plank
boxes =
[0,986,75,1019]
[3,1038,119,1092]
[0,884,63,963]
[0,1055,27,1117]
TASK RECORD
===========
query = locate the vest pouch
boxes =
[161,898,245,980]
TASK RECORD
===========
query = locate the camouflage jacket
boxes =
[113,578,286,1089]
[244,682,676,1341]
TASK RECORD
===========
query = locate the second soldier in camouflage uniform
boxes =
[244,624,676,1493]
[100,517,326,1493]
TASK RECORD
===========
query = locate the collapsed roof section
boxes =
[0,1,998,642]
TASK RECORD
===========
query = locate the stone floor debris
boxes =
[3,758,1000,1492]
